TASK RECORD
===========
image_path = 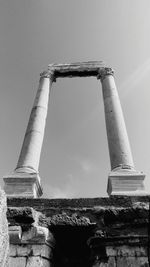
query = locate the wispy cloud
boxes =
[43,174,76,198]
[120,57,150,98]
[79,159,96,174]
[69,155,99,176]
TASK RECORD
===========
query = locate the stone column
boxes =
[3,70,54,198]
[98,68,146,196]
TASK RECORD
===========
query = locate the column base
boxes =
[3,171,43,198]
[107,168,146,196]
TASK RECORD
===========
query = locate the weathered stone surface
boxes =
[32,244,53,259]
[7,195,149,209]
[3,173,42,198]
[9,245,17,257]
[9,226,22,243]
[21,226,53,245]
[16,245,31,256]
[9,244,52,259]
[116,257,149,267]
[7,196,149,228]
[93,262,108,267]
[48,61,106,79]
[108,256,116,267]
[7,196,150,266]
[0,188,9,267]
[108,170,146,196]
[7,207,37,225]
[41,212,95,226]
[9,254,51,267]
[9,257,26,267]
[26,256,50,267]
[106,246,147,257]
[117,246,147,257]
[90,256,149,267]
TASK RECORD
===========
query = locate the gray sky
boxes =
[0,0,150,197]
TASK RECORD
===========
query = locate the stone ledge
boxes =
[3,172,43,198]
[107,170,146,196]
[7,195,149,209]
[7,200,148,227]
[7,197,149,228]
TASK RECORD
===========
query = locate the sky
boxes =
[0,0,150,198]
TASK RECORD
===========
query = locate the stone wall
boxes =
[7,196,149,267]
[0,188,9,267]
[8,208,55,267]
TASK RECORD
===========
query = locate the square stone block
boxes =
[107,169,146,196]
[9,257,26,267]
[3,172,43,198]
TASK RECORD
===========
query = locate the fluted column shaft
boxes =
[16,72,53,173]
[99,69,134,171]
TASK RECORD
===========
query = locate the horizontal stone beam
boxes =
[7,196,149,209]
[47,61,108,79]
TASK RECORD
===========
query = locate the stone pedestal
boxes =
[107,168,146,196]
[3,171,42,198]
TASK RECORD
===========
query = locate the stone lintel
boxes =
[107,169,146,196]
[47,61,111,79]
[3,172,43,198]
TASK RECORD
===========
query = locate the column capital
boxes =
[40,70,56,82]
[97,67,114,81]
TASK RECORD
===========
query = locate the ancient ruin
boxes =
[3,61,146,197]
[7,196,149,267]
[1,62,149,266]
